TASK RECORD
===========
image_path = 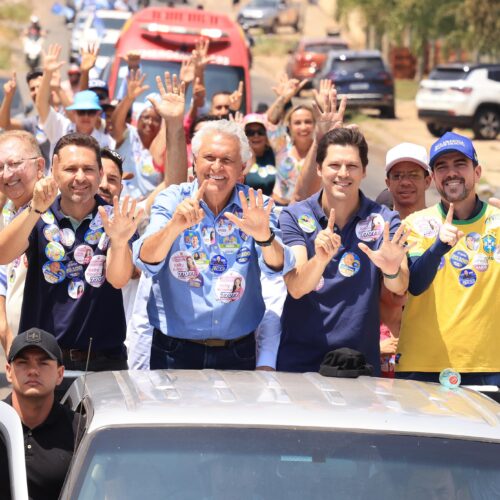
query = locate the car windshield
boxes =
[69,427,499,499]
[98,43,115,58]
[330,57,384,73]
[114,60,247,113]
[305,43,348,54]
[251,0,278,6]
[429,68,469,80]
[95,17,127,31]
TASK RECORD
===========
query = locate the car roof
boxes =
[68,370,500,442]
[432,63,500,72]
[326,49,383,59]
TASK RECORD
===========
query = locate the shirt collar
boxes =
[50,194,107,224]
[438,195,483,221]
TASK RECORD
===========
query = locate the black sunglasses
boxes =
[76,110,99,116]
[246,129,266,137]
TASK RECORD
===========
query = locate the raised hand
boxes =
[43,44,65,74]
[2,72,16,98]
[439,203,464,246]
[272,74,309,102]
[358,222,415,275]
[224,188,274,242]
[32,175,58,213]
[192,38,213,74]
[314,209,341,263]
[312,84,347,141]
[99,196,144,244]
[488,197,500,209]
[126,69,150,101]
[126,51,141,70]
[171,180,207,232]
[79,42,99,72]
[228,110,244,125]
[229,81,244,111]
[179,55,196,85]
[50,69,62,91]
[150,71,186,122]
[192,77,206,108]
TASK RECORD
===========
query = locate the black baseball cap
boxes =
[8,328,63,365]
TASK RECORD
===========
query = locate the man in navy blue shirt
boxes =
[278,128,413,373]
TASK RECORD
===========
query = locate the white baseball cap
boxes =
[385,143,431,176]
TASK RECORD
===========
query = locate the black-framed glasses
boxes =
[245,129,266,137]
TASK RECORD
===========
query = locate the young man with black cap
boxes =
[396,132,500,384]
[0,328,82,500]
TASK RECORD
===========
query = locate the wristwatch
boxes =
[255,229,276,247]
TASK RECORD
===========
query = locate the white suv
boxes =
[416,63,500,140]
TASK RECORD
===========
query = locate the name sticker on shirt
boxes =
[201,225,216,247]
[43,224,61,242]
[68,278,85,299]
[464,232,481,251]
[472,253,489,272]
[210,254,228,274]
[184,230,202,251]
[45,241,65,262]
[459,268,476,288]
[218,234,240,254]
[193,251,210,271]
[66,260,84,279]
[216,217,235,237]
[74,245,94,265]
[169,250,200,282]
[84,227,104,246]
[85,254,106,288]
[413,216,441,238]
[338,252,361,277]
[298,214,317,233]
[450,250,469,269]
[59,228,76,248]
[42,261,66,284]
[215,271,245,303]
[355,213,385,242]
[236,247,251,264]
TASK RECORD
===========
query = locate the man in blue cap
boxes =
[35,44,114,164]
[396,132,500,385]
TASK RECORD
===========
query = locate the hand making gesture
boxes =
[126,69,150,101]
[170,180,208,233]
[229,81,244,112]
[2,72,16,98]
[149,71,186,123]
[43,44,65,75]
[312,80,347,141]
[99,196,144,245]
[314,209,342,264]
[31,174,58,214]
[79,42,99,73]
[272,73,309,103]
[439,203,464,247]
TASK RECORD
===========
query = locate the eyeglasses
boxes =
[388,172,425,182]
[246,129,266,137]
[0,157,38,175]
[76,110,99,117]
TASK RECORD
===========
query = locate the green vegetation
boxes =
[0,1,32,69]
[0,46,10,70]
[395,79,419,101]
[252,35,299,57]
[0,1,31,23]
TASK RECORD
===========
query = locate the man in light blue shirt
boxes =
[133,120,295,370]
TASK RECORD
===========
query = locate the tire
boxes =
[473,107,500,140]
[426,122,452,138]
[379,104,396,119]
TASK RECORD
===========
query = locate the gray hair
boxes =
[191,119,252,164]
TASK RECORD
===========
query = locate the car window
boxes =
[428,68,468,80]
[68,427,500,499]
[330,57,384,73]
[305,43,348,54]
[98,43,115,58]
[487,69,500,82]
[95,17,127,31]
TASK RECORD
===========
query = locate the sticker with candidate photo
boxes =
[450,250,469,269]
[314,276,324,291]
[66,260,84,279]
[201,225,216,247]
[298,214,317,233]
[485,213,500,231]
[59,228,75,248]
[97,232,110,251]
[482,235,496,254]
[41,210,55,225]
[215,217,235,237]
[215,271,245,303]
[74,245,94,265]
[472,253,489,272]
[45,241,65,262]
[209,254,227,274]
[192,251,209,271]
[413,217,441,238]
[42,261,66,284]
[459,268,476,288]
[338,252,361,277]
[184,230,202,251]
[236,247,251,264]
[84,227,104,245]
[43,224,61,242]
[464,232,481,251]
[169,250,199,282]
[68,278,85,299]
[89,205,113,230]
[85,255,106,288]
[355,213,384,242]
[218,234,240,254]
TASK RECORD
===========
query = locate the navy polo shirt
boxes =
[277,190,400,374]
[19,195,127,352]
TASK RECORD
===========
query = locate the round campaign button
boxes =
[298,214,317,233]
[41,210,55,225]
[215,271,245,303]
[43,224,61,242]
[97,233,110,251]
[464,232,481,251]
[482,234,496,254]
[84,227,103,245]
[236,246,251,264]
[74,245,94,265]
[355,213,385,242]
[192,250,210,271]
[68,279,85,299]
[59,228,75,248]
[215,217,235,237]
[201,225,216,247]
[314,276,325,291]
[89,205,112,230]
[218,234,240,254]
[450,250,469,269]
[209,254,228,274]
[413,217,440,238]
[485,213,500,231]
[45,241,65,262]
[459,268,476,288]
[66,260,84,279]
[42,261,66,284]
[472,253,489,272]
[184,230,202,251]
[338,252,361,278]
[168,250,200,282]
[84,255,106,288]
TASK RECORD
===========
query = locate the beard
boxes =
[436,176,472,203]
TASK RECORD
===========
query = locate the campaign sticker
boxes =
[298,214,317,233]
[314,276,325,291]
[494,246,500,263]
[42,261,66,284]
[482,235,496,254]
[84,255,106,288]
[239,229,249,242]
[472,253,489,272]
[458,268,476,288]
[236,246,251,264]
[438,256,445,271]
[41,211,55,225]
[413,217,441,238]
[59,228,75,248]
[184,230,202,250]
[201,226,216,247]
[192,250,210,271]
[168,250,199,282]
[74,245,94,265]
[450,250,469,269]
[66,260,84,279]
[215,217,235,236]
[464,232,481,251]
[338,252,361,277]
[485,213,500,231]
[68,279,85,299]
[215,271,245,303]
[355,213,385,242]
[189,274,204,288]
[89,206,113,230]
[218,234,240,254]
[45,241,65,262]
[209,254,227,274]
[84,227,104,245]
[97,232,110,251]
[43,224,61,242]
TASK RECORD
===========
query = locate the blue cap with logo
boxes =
[66,90,103,111]
[429,132,478,168]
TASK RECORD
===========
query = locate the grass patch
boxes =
[252,35,299,57]
[0,47,11,70]
[395,79,419,101]
[0,2,32,23]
